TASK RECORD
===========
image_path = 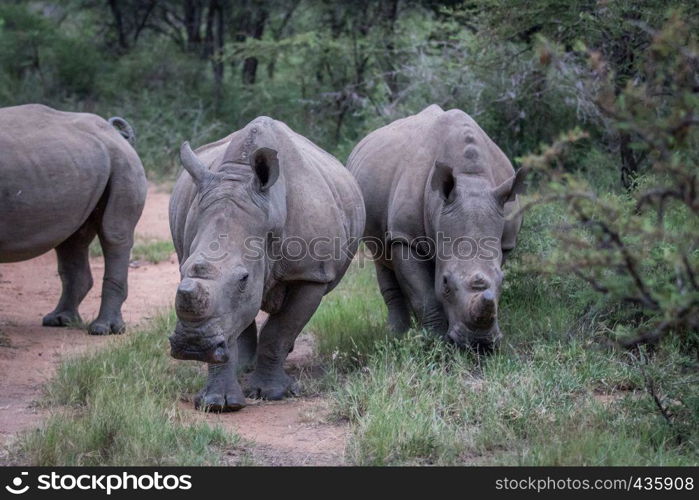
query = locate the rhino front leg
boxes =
[244,282,326,400]
[195,336,246,412]
[390,242,447,335]
[237,320,257,373]
[43,224,96,327]
[375,261,411,334]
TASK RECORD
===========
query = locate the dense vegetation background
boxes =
[2,0,697,464]
[1,0,692,178]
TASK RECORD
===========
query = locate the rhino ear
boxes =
[180,142,210,188]
[493,167,528,206]
[430,161,456,202]
[250,147,280,192]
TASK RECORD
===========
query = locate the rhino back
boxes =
[348,105,516,244]
[347,104,445,242]
[0,104,139,262]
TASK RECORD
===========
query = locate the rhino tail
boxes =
[108,116,136,146]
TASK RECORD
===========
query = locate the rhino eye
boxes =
[237,273,249,291]
[442,276,452,298]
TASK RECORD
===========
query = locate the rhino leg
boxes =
[237,320,257,373]
[43,223,96,327]
[244,282,325,400]
[195,337,246,412]
[375,261,411,334]
[88,180,144,335]
[390,242,447,335]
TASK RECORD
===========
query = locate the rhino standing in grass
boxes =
[347,104,527,351]
[0,104,147,335]
[169,116,365,411]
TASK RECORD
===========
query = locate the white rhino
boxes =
[169,116,365,411]
[0,104,147,334]
[347,104,527,350]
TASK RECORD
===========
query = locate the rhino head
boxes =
[428,147,527,352]
[169,142,282,364]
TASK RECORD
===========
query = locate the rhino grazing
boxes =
[169,116,365,411]
[347,104,526,351]
[0,104,146,335]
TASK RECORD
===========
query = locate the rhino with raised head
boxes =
[169,116,365,411]
[347,105,527,351]
[0,104,146,335]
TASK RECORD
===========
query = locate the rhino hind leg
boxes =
[42,224,96,328]
[195,338,246,412]
[244,282,326,400]
[88,235,129,335]
[375,261,411,334]
[88,177,145,335]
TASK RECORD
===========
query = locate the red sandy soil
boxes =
[0,184,347,465]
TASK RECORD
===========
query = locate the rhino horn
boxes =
[470,289,496,328]
[180,141,209,187]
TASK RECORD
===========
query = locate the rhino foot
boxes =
[88,318,125,335]
[42,310,82,327]
[243,371,299,401]
[194,387,246,412]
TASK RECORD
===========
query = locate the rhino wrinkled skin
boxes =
[0,104,147,335]
[347,104,526,350]
[169,116,365,411]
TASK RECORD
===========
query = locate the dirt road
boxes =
[0,185,346,465]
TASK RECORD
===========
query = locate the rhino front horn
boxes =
[180,141,209,187]
[175,278,211,320]
[470,290,496,328]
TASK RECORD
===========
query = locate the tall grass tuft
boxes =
[308,257,391,369]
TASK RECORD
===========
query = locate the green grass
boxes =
[308,254,391,369]
[131,239,175,264]
[89,237,175,264]
[310,203,699,466]
[18,311,238,466]
[331,333,697,465]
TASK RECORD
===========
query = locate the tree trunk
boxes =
[266,0,300,79]
[213,0,225,103]
[620,131,641,189]
[107,0,129,52]
[241,8,268,85]
[204,0,225,106]
[380,0,400,102]
[184,0,204,53]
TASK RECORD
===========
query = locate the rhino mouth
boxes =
[447,324,501,354]
[169,325,229,364]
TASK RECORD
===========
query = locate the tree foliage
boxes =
[520,13,698,349]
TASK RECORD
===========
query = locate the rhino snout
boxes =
[175,278,212,320]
